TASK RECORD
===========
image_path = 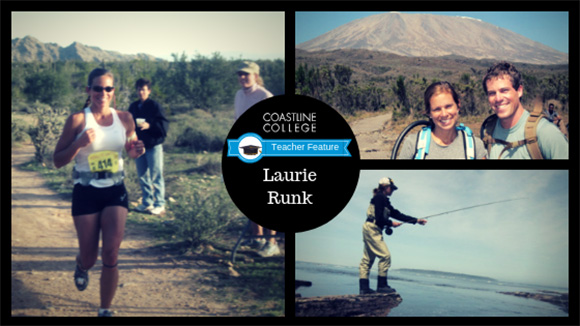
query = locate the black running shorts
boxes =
[72,183,129,216]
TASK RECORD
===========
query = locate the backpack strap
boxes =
[414,126,431,159]
[481,114,524,158]
[524,103,544,160]
[481,114,497,155]
[494,138,528,159]
[414,124,476,159]
[456,123,475,160]
[481,105,545,159]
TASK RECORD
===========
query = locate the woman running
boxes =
[54,68,145,317]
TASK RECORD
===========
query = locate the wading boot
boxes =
[377,275,396,293]
[359,278,376,295]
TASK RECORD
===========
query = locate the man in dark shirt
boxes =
[128,79,169,215]
[359,177,427,294]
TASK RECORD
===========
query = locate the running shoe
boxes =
[134,204,153,213]
[98,309,114,317]
[74,264,89,291]
[242,238,266,249]
[258,242,281,257]
[150,206,166,215]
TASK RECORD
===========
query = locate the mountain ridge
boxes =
[12,35,163,62]
[296,12,568,65]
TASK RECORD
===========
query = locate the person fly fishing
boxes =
[359,177,427,295]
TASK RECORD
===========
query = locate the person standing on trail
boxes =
[398,81,487,159]
[128,78,169,216]
[481,61,568,159]
[53,68,145,317]
[233,61,279,257]
[544,103,562,127]
[359,177,427,295]
[234,60,274,120]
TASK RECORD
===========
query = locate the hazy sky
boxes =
[12,12,285,61]
[295,12,569,54]
[296,170,569,288]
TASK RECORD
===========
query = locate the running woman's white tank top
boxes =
[74,107,126,188]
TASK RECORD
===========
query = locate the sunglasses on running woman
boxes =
[91,86,115,93]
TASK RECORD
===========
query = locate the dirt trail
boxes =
[349,112,396,159]
[11,144,230,317]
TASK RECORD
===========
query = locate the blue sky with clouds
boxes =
[296,170,569,288]
[296,12,569,54]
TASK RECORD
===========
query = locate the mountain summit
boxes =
[12,36,162,62]
[296,12,568,65]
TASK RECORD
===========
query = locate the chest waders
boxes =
[366,202,393,235]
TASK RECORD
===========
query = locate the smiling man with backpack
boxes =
[481,62,568,159]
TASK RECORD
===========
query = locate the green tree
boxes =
[334,64,352,86]
[392,75,410,114]
[24,70,72,105]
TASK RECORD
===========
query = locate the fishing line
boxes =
[420,197,528,220]
[397,197,528,225]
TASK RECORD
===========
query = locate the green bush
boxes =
[171,188,237,250]
[24,69,73,106]
[174,127,224,152]
[12,119,31,144]
[28,103,68,164]
[168,110,232,153]
[194,155,222,175]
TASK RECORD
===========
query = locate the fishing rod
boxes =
[389,197,528,231]
[420,197,528,220]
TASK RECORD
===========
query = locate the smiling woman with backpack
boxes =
[397,81,487,159]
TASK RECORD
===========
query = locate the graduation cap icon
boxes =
[239,145,262,155]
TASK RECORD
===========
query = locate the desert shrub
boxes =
[24,69,72,106]
[191,154,223,175]
[121,156,141,201]
[171,188,237,250]
[12,119,31,144]
[168,110,232,153]
[28,103,68,164]
[174,126,224,153]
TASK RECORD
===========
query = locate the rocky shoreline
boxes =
[295,293,403,317]
[499,291,569,313]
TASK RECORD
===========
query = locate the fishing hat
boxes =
[379,177,398,190]
[237,61,260,75]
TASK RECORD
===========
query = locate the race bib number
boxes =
[88,151,119,173]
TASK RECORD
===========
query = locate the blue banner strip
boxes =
[228,139,352,158]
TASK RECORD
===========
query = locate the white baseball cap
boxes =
[237,61,260,75]
[379,177,398,190]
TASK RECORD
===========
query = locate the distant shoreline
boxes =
[396,268,496,282]
[499,291,569,313]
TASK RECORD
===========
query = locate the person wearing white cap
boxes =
[234,61,274,120]
[233,61,278,257]
[359,177,427,295]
